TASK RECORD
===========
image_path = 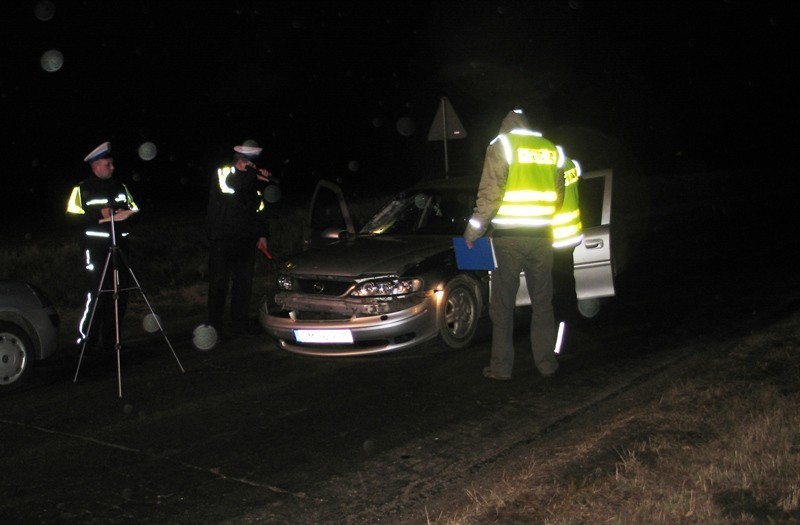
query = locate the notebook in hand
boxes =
[452,237,497,270]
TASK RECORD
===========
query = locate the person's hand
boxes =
[98,208,137,223]
[465,238,474,249]
[256,168,272,182]
[113,209,135,221]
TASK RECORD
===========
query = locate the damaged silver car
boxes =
[260,171,615,357]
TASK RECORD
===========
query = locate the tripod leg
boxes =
[117,248,185,373]
[112,248,123,398]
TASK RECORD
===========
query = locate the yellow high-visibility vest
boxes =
[492,130,563,229]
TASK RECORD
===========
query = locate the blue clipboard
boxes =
[452,237,497,270]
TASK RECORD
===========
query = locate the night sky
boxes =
[2,0,798,237]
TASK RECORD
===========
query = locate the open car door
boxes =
[513,168,615,318]
[572,168,615,317]
[303,180,355,250]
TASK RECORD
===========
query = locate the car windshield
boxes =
[360,188,473,236]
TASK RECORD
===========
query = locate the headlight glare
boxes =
[351,278,422,297]
[277,274,293,291]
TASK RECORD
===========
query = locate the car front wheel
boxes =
[0,322,34,393]
[438,275,479,349]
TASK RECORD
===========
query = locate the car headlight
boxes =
[350,278,422,297]
[277,273,293,291]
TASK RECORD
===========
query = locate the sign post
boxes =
[427,96,467,177]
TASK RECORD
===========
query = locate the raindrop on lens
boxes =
[348,160,360,172]
[142,313,161,333]
[34,0,55,22]
[40,49,63,73]
[396,117,415,137]
[363,439,377,453]
[138,142,157,161]
[193,324,218,351]
[263,185,281,203]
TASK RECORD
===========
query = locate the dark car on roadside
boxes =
[0,279,60,392]
[260,171,615,357]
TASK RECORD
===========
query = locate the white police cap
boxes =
[84,141,111,163]
[233,145,262,159]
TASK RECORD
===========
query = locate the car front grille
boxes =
[295,279,354,296]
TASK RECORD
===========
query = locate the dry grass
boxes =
[427,320,800,525]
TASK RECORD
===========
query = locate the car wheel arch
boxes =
[0,313,41,357]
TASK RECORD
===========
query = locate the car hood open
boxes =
[284,235,452,277]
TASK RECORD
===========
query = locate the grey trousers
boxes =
[488,235,558,377]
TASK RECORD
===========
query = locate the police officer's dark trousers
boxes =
[207,237,256,335]
[78,238,131,350]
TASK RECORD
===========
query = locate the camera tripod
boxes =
[73,206,185,397]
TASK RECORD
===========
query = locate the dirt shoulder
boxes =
[401,310,800,525]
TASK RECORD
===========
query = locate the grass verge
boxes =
[426,312,800,524]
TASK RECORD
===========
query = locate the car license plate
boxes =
[294,329,353,344]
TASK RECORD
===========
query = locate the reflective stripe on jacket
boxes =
[552,158,583,248]
[491,130,563,229]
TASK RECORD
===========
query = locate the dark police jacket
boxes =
[65,176,139,250]
[206,164,270,241]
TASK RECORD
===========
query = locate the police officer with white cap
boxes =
[205,143,273,339]
[66,141,139,353]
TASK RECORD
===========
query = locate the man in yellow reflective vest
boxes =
[463,109,565,380]
[65,141,140,353]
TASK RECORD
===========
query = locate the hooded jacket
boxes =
[464,110,565,243]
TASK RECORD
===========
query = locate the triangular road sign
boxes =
[427,97,467,141]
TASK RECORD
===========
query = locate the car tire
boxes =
[0,321,34,393]
[438,275,479,349]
